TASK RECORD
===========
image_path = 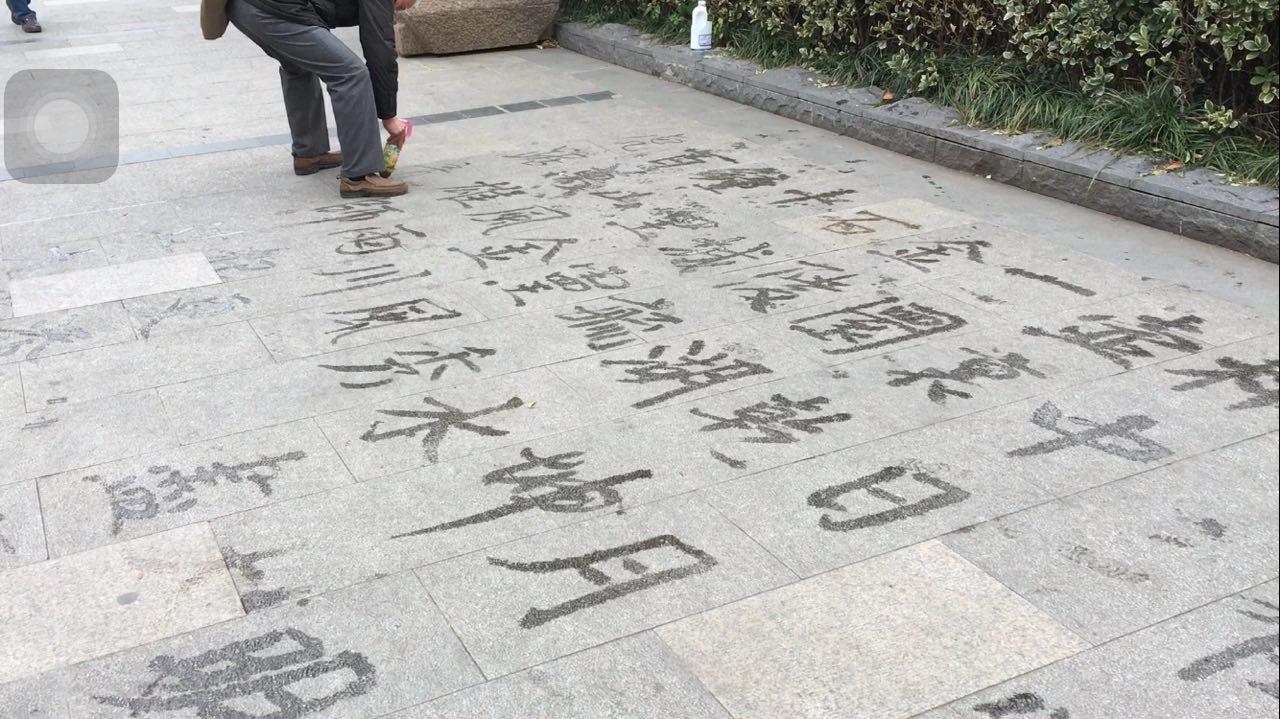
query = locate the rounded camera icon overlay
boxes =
[4,69,119,184]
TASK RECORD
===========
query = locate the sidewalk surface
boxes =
[2,2,1278,718]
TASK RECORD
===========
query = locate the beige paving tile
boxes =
[8,253,221,317]
[657,540,1087,719]
[0,523,243,684]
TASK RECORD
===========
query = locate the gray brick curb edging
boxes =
[555,21,1279,263]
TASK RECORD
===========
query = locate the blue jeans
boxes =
[7,0,36,22]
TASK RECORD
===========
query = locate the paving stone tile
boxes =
[315,367,604,480]
[656,540,1087,719]
[397,633,731,717]
[60,574,482,718]
[1,390,176,486]
[777,197,976,248]
[548,322,825,419]
[0,363,22,417]
[942,433,1279,644]
[757,284,998,365]
[38,420,351,558]
[704,420,1054,577]
[0,523,243,684]
[0,482,45,572]
[0,671,68,719]
[0,302,136,364]
[945,580,1280,719]
[8,253,222,317]
[249,286,486,360]
[0,237,110,281]
[18,322,272,409]
[417,495,794,677]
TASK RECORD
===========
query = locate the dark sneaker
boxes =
[21,16,41,33]
[292,151,342,176]
[339,174,407,198]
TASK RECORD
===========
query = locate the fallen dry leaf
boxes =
[881,91,895,101]
[1161,160,1185,172]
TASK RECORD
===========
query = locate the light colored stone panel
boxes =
[0,482,45,572]
[9,253,221,317]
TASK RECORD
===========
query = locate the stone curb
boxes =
[555,22,1279,263]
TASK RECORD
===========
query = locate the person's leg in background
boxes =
[226,0,400,194]
[7,0,42,33]
[278,64,341,175]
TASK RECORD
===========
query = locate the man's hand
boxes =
[394,0,417,11]
[383,116,409,145]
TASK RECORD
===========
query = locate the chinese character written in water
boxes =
[87,452,307,536]
[1023,313,1205,369]
[392,448,652,539]
[546,165,618,196]
[1004,267,1096,297]
[0,513,14,556]
[505,145,589,166]
[555,298,683,351]
[303,198,402,224]
[817,210,921,236]
[330,224,425,256]
[972,693,1071,719]
[887,349,1047,404]
[488,534,718,629]
[325,297,463,345]
[93,628,376,718]
[1178,597,1279,699]
[645,147,738,171]
[1006,401,1173,462]
[438,181,527,209]
[208,247,283,275]
[136,293,253,339]
[770,188,858,207]
[1,315,92,359]
[469,205,570,236]
[222,546,298,612]
[320,345,496,389]
[606,203,720,241]
[659,236,774,274]
[715,260,856,314]
[603,340,773,409]
[789,296,968,355]
[449,238,578,270]
[361,395,525,462]
[867,238,990,272]
[305,263,432,298]
[1166,356,1279,411]
[618,133,685,153]
[693,167,790,194]
[807,462,970,532]
[692,394,853,468]
[484,263,631,308]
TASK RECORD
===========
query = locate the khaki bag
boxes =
[201,0,229,40]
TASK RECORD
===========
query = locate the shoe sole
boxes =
[339,187,408,198]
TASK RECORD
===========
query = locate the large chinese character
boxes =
[469,205,570,235]
[1022,313,1204,369]
[618,133,685,153]
[208,248,283,275]
[330,224,424,256]
[659,236,774,274]
[222,546,298,612]
[1006,401,1173,462]
[971,693,1071,718]
[484,263,631,308]
[361,395,525,462]
[438,181,527,208]
[603,340,773,409]
[448,238,578,270]
[715,260,856,314]
[1004,267,1095,297]
[867,238,990,272]
[488,534,718,628]
[392,448,652,538]
[303,197,402,224]
[807,463,970,531]
[136,294,253,339]
[1,315,92,359]
[789,296,968,355]
[770,188,857,207]
[93,628,376,718]
[87,452,308,535]
[325,297,462,345]
[1178,597,1279,699]
[886,349,1047,404]
[320,345,496,389]
[304,263,432,298]
[505,145,589,166]
[693,167,789,194]
[1166,356,1279,411]
[692,394,852,468]
[645,147,738,170]
[816,210,920,236]
[545,166,617,196]
[555,298,683,351]
[606,202,718,241]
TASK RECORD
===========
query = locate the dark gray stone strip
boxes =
[555,21,1278,262]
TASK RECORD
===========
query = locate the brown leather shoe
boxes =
[339,174,408,198]
[293,152,342,176]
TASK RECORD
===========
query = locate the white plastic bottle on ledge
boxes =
[690,1,712,51]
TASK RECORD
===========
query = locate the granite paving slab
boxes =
[0,302,137,364]
[0,482,45,572]
[8,252,222,317]
[0,363,22,418]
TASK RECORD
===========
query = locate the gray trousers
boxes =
[228,0,383,178]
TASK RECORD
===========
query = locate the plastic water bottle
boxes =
[690,1,712,51]
[380,119,413,178]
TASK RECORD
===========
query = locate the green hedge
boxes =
[563,0,1278,184]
